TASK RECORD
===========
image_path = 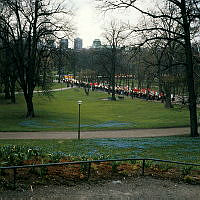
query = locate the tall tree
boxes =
[0,0,74,118]
[0,3,17,103]
[97,0,200,137]
[102,20,132,100]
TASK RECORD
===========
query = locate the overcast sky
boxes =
[65,0,199,48]
[72,0,102,48]
[70,0,145,48]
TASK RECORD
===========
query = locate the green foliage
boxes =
[0,136,200,168]
[129,160,137,165]
[47,152,67,163]
[0,145,45,166]
[0,137,200,188]
[157,163,174,171]
[134,160,153,168]
[181,166,193,175]
[184,175,197,184]
[111,161,119,173]
[80,163,89,175]
[30,166,47,177]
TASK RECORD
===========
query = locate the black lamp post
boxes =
[77,100,82,140]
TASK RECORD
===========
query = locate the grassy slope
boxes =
[0,87,190,131]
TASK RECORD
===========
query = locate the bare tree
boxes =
[0,0,74,118]
[101,20,132,100]
[96,0,200,137]
[0,3,18,103]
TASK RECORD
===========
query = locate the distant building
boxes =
[74,38,83,50]
[60,39,68,50]
[92,39,101,48]
[46,39,56,49]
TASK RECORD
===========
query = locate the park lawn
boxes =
[0,136,200,164]
[36,82,68,90]
[0,87,191,132]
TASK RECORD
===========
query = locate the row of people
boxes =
[63,79,167,102]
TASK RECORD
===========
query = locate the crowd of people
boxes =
[63,78,166,102]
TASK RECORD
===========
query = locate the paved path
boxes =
[1,177,200,200]
[0,127,190,139]
[14,86,71,94]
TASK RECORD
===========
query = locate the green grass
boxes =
[0,87,190,131]
[40,82,68,90]
[0,136,200,164]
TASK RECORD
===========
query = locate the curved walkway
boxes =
[0,127,190,139]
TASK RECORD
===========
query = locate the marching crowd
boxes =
[63,79,166,102]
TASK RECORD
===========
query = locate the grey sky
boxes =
[72,0,102,48]
[71,0,152,48]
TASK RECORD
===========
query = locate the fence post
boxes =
[87,162,91,180]
[13,168,16,188]
[142,159,145,176]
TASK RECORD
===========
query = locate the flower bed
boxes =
[1,144,200,190]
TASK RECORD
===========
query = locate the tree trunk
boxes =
[164,86,173,109]
[158,67,162,93]
[182,1,199,137]
[4,74,10,99]
[23,81,35,118]
[138,80,141,89]
[10,77,16,104]
[111,43,116,101]
[185,46,198,137]
[111,74,116,100]
[25,94,35,118]
[131,76,134,89]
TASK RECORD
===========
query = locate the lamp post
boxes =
[77,100,82,140]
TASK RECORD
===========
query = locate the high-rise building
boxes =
[60,39,68,50]
[74,37,83,50]
[46,39,56,49]
[92,39,101,48]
